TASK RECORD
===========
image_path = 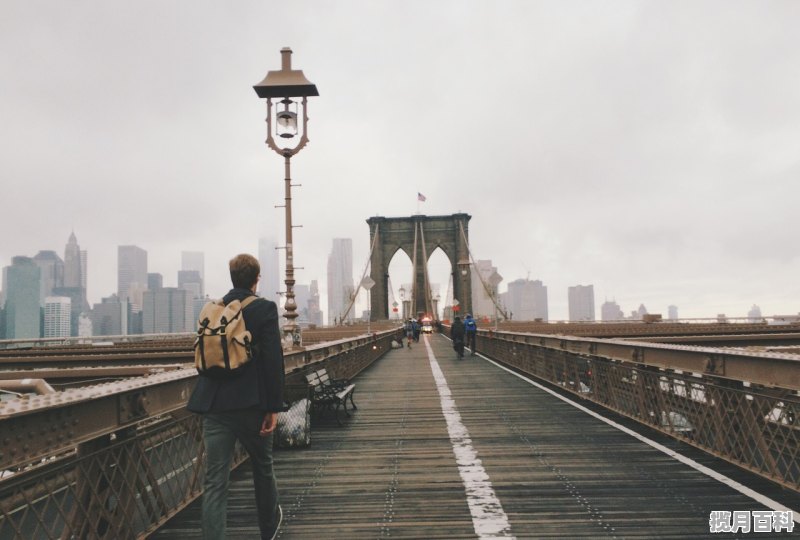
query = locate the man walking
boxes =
[464,313,478,355]
[451,315,465,359]
[188,254,285,540]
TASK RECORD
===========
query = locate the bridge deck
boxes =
[153,334,796,539]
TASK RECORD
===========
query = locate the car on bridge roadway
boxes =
[421,317,433,334]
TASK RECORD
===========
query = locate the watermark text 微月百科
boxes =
[709,510,794,533]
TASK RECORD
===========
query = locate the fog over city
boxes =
[2,1,798,322]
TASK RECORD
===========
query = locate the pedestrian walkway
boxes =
[154,334,797,539]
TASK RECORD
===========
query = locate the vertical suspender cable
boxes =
[418,221,434,316]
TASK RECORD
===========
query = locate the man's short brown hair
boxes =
[229,254,260,290]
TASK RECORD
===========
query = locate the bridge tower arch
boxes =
[367,213,472,321]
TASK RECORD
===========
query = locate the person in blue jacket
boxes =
[464,314,478,355]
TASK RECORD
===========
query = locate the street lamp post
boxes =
[399,286,406,320]
[254,47,319,349]
[457,258,471,316]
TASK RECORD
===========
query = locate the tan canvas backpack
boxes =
[194,296,260,377]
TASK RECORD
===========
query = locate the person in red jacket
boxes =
[188,254,285,540]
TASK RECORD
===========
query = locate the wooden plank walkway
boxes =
[153,334,799,539]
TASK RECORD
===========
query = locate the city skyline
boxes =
[2,2,798,322]
[1,231,790,327]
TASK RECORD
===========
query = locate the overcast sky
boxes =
[2,1,798,322]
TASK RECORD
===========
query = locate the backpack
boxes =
[194,296,260,378]
[465,319,477,332]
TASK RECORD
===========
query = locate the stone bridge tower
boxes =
[367,213,472,321]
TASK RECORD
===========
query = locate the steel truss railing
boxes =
[0,329,396,539]
[476,330,800,492]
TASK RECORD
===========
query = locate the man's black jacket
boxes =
[187,288,285,413]
[450,321,465,342]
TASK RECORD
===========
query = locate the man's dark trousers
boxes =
[201,409,279,540]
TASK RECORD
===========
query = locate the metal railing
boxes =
[0,329,396,539]
[476,330,800,492]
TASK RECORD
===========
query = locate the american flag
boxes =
[417,192,426,202]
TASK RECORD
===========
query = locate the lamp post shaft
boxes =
[283,153,299,342]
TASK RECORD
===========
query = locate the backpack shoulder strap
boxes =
[240,295,261,309]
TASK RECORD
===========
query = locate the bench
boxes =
[304,368,357,426]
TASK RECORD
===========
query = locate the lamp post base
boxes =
[283,324,303,350]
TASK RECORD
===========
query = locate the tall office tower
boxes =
[32,250,65,305]
[307,280,323,327]
[668,305,679,320]
[506,278,549,321]
[118,245,148,311]
[748,304,762,322]
[470,260,503,319]
[142,288,193,334]
[327,239,354,325]
[294,284,310,326]
[178,270,203,299]
[258,237,280,304]
[63,233,89,312]
[91,294,128,336]
[568,284,595,322]
[148,273,163,291]
[4,256,41,339]
[80,250,87,292]
[64,232,81,288]
[44,296,71,338]
[181,251,204,297]
[601,299,624,321]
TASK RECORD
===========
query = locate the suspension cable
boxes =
[418,221,434,316]
[458,221,509,320]
[339,223,380,324]
[410,221,419,316]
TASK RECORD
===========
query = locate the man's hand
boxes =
[260,412,278,437]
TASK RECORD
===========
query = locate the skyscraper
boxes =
[181,251,204,297]
[506,278,548,321]
[258,237,280,304]
[294,284,310,326]
[90,294,128,336]
[148,273,163,291]
[668,305,679,320]
[4,256,41,339]
[63,233,88,312]
[118,245,148,311]
[470,260,503,319]
[307,280,323,327]
[44,296,71,338]
[178,270,203,299]
[64,232,81,289]
[601,299,624,321]
[568,284,595,322]
[32,250,64,305]
[327,239,354,325]
[142,287,193,334]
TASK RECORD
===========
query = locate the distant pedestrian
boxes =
[405,319,414,348]
[412,318,420,342]
[451,316,465,359]
[464,313,478,355]
[187,254,285,540]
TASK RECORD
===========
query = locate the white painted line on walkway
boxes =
[424,337,515,539]
[476,350,800,524]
